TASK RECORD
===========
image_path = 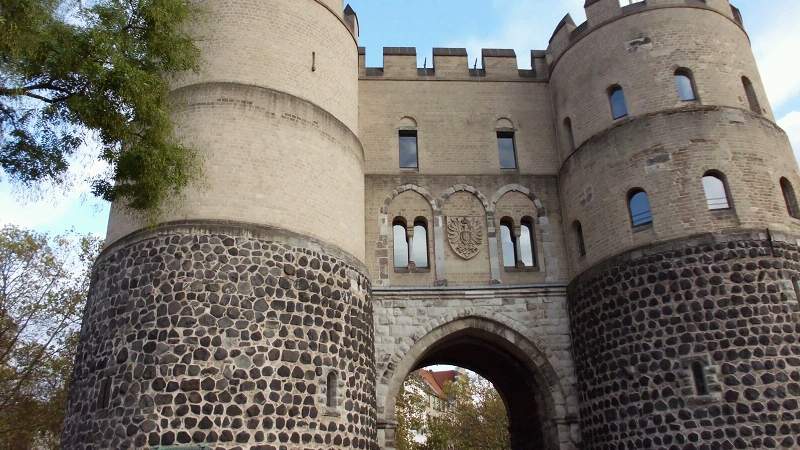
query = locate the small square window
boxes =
[497,131,517,169]
[399,130,418,169]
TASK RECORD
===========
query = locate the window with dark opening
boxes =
[691,361,709,396]
[497,131,517,169]
[780,177,800,219]
[500,218,517,268]
[399,130,418,169]
[97,377,111,410]
[520,217,536,267]
[608,85,628,120]
[563,117,575,151]
[326,371,338,408]
[574,221,586,257]
[675,69,697,101]
[742,77,761,114]
[702,172,731,210]
[411,218,429,269]
[628,189,653,228]
[393,218,409,268]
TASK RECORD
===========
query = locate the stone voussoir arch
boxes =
[490,183,547,217]
[380,184,438,215]
[438,184,490,212]
[377,314,576,448]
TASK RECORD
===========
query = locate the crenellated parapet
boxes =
[548,0,742,66]
[358,47,549,81]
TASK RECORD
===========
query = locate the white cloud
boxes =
[448,0,585,69]
[751,3,800,111]
[778,111,800,163]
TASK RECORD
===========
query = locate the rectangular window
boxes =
[497,131,517,169]
[399,130,418,169]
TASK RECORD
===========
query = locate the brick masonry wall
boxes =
[559,107,800,275]
[569,231,800,449]
[62,223,377,450]
[549,6,772,160]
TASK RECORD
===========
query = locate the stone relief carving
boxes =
[446,216,483,260]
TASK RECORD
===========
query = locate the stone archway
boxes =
[377,316,576,450]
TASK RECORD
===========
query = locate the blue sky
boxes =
[2,0,798,237]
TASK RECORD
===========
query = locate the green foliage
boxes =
[0,225,101,449]
[396,370,511,450]
[0,0,200,213]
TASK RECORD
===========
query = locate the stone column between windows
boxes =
[486,212,502,284]
[433,212,447,285]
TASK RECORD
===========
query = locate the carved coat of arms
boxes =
[446,216,484,260]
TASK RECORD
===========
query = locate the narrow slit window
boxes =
[411,218,429,269]
[98,377,111,410]
[497,131,518,169]
[608,85,628,120]
[399,130,418,169]
[393,218,409,268]
[326,371,338,408]
[742,77,761,114]
[691,361,709,396]
[792,277,800,302]
[500,218,517,268]
[520,217,536,267]
[780,177,800,219]
[675,69,697,102]
[702,172,731,210]
[574,221,586,257]
[563,117,575,151]
[628,189,653,228]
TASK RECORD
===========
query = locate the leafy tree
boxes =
[396,370,511,450]
[0,0,200,214]
[0,225,101,449]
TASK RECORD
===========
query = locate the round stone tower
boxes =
[62,1,377,448]
[550,0,800,448]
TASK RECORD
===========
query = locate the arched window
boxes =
[393,218,409,268]
[742,76,761,114]
[691,361,709,396]
[608,85,628,120]
[780,177,800,219]
[520,217,536,267]
[500,218,517,268]
[563,117,575,151]
[675,68,697,101]
[573,221,586,257]
[628,189,653,228]
[326,371,338,408]
[702,172,731,210]
[411,218,429,269]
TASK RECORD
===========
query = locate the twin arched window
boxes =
[393,217,429,269]
[500,217,536,269]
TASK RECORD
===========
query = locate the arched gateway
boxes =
[376,316,577,450]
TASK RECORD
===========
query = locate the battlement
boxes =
[547,0,742,66]
[358,47,549,81]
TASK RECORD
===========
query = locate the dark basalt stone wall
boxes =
[62,223,377,450]
[568,231,800,450]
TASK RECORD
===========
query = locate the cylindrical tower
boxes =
[550,0,800,448]
[62,1,377,449]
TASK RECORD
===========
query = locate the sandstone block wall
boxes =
[62,223,377,450]
[569,231,800,449]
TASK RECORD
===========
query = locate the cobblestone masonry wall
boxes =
[569,231,800,450]
[62,223,377,449]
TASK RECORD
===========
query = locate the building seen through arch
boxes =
[62,1,800,450]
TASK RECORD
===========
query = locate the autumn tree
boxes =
[396,369,511,450]
[0,225,101,449]
[0,0,200,214]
